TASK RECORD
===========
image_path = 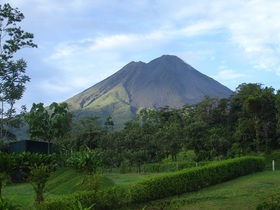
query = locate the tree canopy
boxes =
[24,102,72,154]
[0,3,37,140]
[81,83,280,164]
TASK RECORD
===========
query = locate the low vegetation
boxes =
[0,154,265,209]
[135,170,280,210]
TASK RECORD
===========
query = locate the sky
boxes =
[3,0,280,111]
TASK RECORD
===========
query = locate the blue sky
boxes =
[4,0,280,110]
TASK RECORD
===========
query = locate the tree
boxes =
[0,4,37,139]
[72,116,103,150]
[186,122,211,161]
[275,90,280,143]
[104,115,114,133]
[24,102,72,154]
[154,122,182,161]
[183,97,233,160]
[231,83,277,152]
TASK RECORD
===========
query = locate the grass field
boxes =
[2,167,280,209]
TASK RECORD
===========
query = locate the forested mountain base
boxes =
[54,83,280,165]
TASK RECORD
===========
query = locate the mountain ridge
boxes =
[65,55,233,128]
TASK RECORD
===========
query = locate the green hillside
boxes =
[67,83,135,129]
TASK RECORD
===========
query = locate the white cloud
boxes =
[46,31,169,66]
[40,81,71,94]
[180,20,222,37]
[8,0,95,13]
[225,0,280,71]
[214,70,247,80]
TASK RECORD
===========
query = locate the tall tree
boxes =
[104,115,114,133]
[24,102,72,153]
[0,4,37,139]
[273,90,280,148]
[72,116,103,150]
[231,83,277,152]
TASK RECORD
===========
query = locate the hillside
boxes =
[66,55,233,128]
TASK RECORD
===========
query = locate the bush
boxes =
[37,186,130,210]
[37,156,265,209]
[264,150,280,171]
[3,152,57,182]
[66,150,103,175]
[256,196,280,210]
[143,161,209,173]
[0,197,21,210]
[0,152,15,197]
[28,163,56,204]
[130,156,265,203]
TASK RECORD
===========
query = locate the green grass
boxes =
[2,182,34,209]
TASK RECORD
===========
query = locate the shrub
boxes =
[0,173,9,198]
[143,161,209,173]
[72,201,94,210]
[37,186,130,210]
[16,152,55,179]
[4,152,57,182]
[37,156,265,209]
[0,152,14,197]
[256,196,280,210]
[66,149,103,175]
[28,163,56,204]
[0,197,21,210]
[129,156,265,203]
[76,173,103,192]
[264,150,280,171]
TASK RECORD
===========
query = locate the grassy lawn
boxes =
[2,182,34,209]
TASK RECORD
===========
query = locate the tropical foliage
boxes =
[30,83,279,171]
[24,102,72,153]
[0,3,36,140]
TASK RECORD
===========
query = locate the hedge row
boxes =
[38,156,265,210]
[130,156,265,203]
[37,186,130,210]
[143,161,209,173]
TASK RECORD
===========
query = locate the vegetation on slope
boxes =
[137,170,280,210]
[1,153,279,209]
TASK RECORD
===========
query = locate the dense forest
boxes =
[51,83,280,165]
